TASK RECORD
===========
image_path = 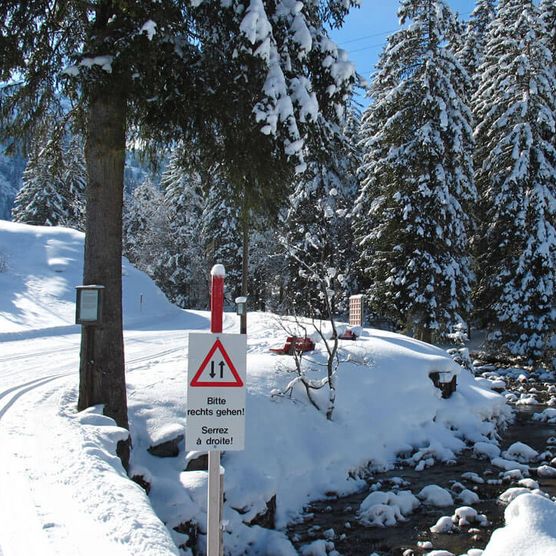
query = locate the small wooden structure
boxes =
[349,294,364,327]
[429,371,457,399]
[270,336,315,355]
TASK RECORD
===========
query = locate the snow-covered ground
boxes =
[0,220,554,555]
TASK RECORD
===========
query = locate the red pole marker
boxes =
[208,263,225,556]
[210,264,225,334]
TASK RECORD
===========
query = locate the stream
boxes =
[287,371,556,555]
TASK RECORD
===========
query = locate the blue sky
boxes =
[329,1,477,103]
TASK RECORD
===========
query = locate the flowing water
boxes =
[288,379,556,555]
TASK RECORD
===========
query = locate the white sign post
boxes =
[186,333,246,451]
[186,331,246,555]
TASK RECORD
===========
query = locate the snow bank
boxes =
[129,319,510,552]
[483,494,556,556]
[0,220,180,337]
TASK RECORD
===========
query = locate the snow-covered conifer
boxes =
[540,0,556,61]
[355,0,476,342]
[201,179,242,304]
[123,178,170,278]
[62,136,87,230]
[473,0,556,362]
[283,118,359,317]
[11,135,86,229]
[159,150,207,308]
[457,0,497,89]
[0,143,25,219]
[11,146,65,226]
[249,223,284,311]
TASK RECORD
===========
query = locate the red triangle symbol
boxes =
[190,338,244,388]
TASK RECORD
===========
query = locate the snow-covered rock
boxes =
[536,465,556,478]
[502,442,539,463]
[417,485,454,507]
[430,515,453,533]
[482,494,556,556]
[358,490,420,527]
[517,478,539,490]
[473,442,501,460]
[499,487,535,504]
[491,457,529,473]
[457,489,480,505]
[462,471,485,484]
[452,506,488,527]
[532,408,556,424]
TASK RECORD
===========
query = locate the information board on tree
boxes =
[186,333,246,451]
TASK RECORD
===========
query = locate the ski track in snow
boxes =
[0,328,193,555]
[0,334,193,420]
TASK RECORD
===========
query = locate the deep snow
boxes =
[0,220,554,555]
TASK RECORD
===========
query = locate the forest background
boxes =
[1,0,555,370]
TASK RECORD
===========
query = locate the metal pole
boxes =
[208,265,225,556]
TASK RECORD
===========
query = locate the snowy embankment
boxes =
[0,220,554,555]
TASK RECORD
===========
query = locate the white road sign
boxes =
[186,333,246,451]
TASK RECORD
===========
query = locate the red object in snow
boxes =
[270,336,315,355]
[338,329,357,341]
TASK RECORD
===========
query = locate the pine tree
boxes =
[201,178,243,304]
[159,149,207,309]
[12,134,86,229]
[355,0,476,343]
[62,137,87,230]
[283,119,359,318]
[540,0,556,62]
[473,0,556,363]
[123,178,172,280]
[249,222,284,311]
[0,144,23,220]
[457,0,497,89]
[11,145,66,226]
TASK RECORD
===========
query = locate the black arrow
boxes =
[209,361,216,378]
[219,361,225,378]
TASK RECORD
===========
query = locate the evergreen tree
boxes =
[355,0,476,342]
[12,134,86,229]
[0,144,24,220]
[540,0,556,62]
[159,149,207,309]
[12,145,66,226]
[61,136,87,230]
[445,10,467,59]
[249,223,284,311]
[283,119,359,318]
[123,178,172,280]
[201,177,242,304]
[457,0,497,89]
[473,0,556,363]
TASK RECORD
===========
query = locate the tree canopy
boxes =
[0,0,360,468]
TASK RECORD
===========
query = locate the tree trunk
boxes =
[415,325,432,345]
[78,78,130,470]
